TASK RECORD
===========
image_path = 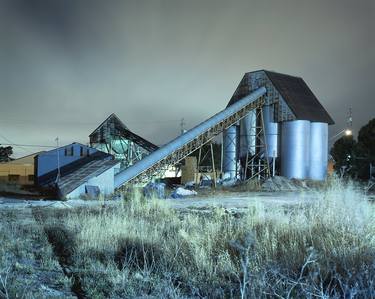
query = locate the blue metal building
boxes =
[35,142,120,199]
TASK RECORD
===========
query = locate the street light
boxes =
[330,128,352,141]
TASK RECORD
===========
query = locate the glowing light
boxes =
[345,129,352,136]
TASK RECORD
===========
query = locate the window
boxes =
[8,174,20,182]
[80,146,84,157]
[28,175,34,182]
[86,149,90,156]
[64,146,74,156]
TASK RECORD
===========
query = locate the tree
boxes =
[357,118,375,163]
[356,118,375,179]
[330,118,375,180]
[330,136,356,177]
[0,146,13,162]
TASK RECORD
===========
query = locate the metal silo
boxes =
[223,125,238,178]
[239,111,256,158]
[281,120,311,179]
[263,105,279,159]
[309,122,328,180]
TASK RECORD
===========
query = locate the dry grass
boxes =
[1,177,374,298]
[0,209,73,298]
[46,177,374,298]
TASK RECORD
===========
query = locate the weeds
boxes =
[47,177,373,298]
[0,266,11,299]
[1,177,374,298]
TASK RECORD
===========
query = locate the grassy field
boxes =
[0,209,73,298]
[1,178,374,298]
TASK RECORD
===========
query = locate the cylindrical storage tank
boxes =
[309,122,328,180]
[223,125,238,178]
[281,120,311,179]
[263,105,278,159]
[239,111,256,158]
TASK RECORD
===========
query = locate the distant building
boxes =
[0,152,41,185]
[89,113,158,170]
[35,142,120,199]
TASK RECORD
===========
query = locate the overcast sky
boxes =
[0,0,374,157]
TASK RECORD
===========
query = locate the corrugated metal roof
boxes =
[264,71,334,124]
[36,151,113,186]
[57,159,119,197]
[227,70,334,125]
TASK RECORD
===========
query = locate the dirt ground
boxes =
[0,190,319,211]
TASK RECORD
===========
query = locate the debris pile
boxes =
[143,182,166,199]
[171,187,197,199]
[262,176,310,192]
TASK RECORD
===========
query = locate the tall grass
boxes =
[61,178,374,298]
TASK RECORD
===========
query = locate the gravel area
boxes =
[0,191,319,211]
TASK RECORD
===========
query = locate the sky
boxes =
[0,0,374,158]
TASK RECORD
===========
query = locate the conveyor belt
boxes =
[114,87,267,187]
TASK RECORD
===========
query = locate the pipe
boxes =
[114,87,266,187]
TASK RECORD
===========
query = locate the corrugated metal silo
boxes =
[239,111,256,158]
[309,122,328,180]
[263,105,279,159]
[281,120,311,179]
[223,125,238,178]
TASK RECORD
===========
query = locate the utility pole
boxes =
[180,118,186,135]
[55,137,60,184]
[347,107,352,131]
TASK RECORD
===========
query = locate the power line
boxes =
[0,143,55,148]
[0,118,181,126]
[0,133,31,153]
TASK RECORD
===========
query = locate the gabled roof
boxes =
[264,71,334,125]
[4,152,43,165]
[89,113,158,152]
[228,70,334,125]
[89,113,129,137]
[35,142,93,157]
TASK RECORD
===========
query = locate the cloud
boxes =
[0,0,374,157]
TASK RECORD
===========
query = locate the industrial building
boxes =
[0,152,41,185]
[5,70,333,199]
[114,70,334,187]
[35,142,120,199]
[89,113,158,169]
[223,70,334,181]
[24,115,159,199]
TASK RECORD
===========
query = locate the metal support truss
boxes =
[93,136,149,170]
[243,108,271,181]
[197,143,217,187]
[127,95,266,184]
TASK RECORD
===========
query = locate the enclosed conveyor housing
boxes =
[114,87,267,187]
